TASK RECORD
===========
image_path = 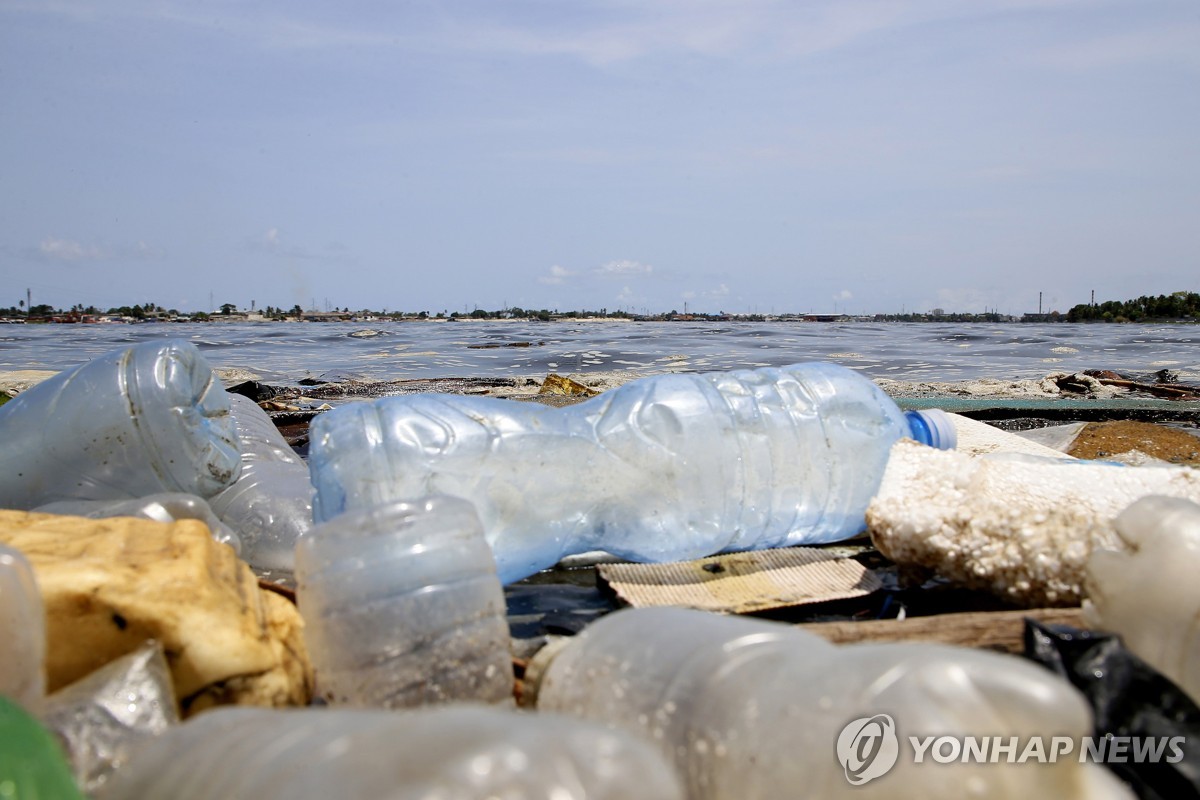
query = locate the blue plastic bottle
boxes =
[309,362,956,584]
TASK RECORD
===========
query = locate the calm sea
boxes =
[1,320,1196,386]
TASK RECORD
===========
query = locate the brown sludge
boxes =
[1067,420,1200,465]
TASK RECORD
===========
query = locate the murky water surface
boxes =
[1,321,1196,386]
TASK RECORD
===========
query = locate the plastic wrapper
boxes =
[1025,620,1200,800]
[96,705,686,800]
[0,339,240,509]
[40,640,179,795]
[207,393,313,574]
[1086,495,1200,704]
[34,492,242,555]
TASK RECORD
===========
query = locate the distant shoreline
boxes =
[3,314,1199,326]
[11,290,1197,325]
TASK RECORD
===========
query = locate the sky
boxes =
[2,0,1198,317]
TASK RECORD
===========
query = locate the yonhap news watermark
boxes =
[836,714,1186,786]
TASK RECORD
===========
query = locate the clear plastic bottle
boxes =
[309,362,956,583]
[294,495,514,709]
[0,340,241,509]
[526,607,1132,800]
[34,493,242,555]
[207,393,313,574]
[0,543,44,711]
[96,705,686,800]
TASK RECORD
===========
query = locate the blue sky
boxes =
[2,0,1198,316]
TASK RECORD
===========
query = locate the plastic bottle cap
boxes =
[519,635,572,708]
[905,409,957,450]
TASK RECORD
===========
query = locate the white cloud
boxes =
[133,240,165,259]
[616,285,644,304]
[32,236,165,264]
[597,259,652,276]
[538,264,575,285]
[247,227,339,263]
[1027,23,1200,71]
[834,289,852,301]
[38,237,106,261]
[16,0,1168,76]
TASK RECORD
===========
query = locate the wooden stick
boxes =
[1095,378,1199,399]
[795,607,1086,653]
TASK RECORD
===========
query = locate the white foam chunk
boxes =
[867,439,1200,605]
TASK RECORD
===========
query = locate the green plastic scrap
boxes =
[0,694,84,800]
[0,392,10,407]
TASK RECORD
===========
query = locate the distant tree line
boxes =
[7,293,1198,323]
[1066,291,1200,322]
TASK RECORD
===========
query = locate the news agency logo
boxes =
[836,714,900,785]
[835,714,1188,786]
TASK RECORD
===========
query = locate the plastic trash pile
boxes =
[1,339,1199,798]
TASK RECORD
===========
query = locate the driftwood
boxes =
[795,607,1086,653]
[1094,377,1200,400]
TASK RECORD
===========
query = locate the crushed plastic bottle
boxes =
[295,496,514,709]
[525,607,1133,800]
[0,340,241,509]
[1086,495,1200,706]
[34,493,242,555]
[40,641,179,796]
[0,543,44,711]
[207,393,313,573]
[96,705,686,800]
[309,362,956,583]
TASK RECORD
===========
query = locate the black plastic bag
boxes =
[1024,620,1200,799]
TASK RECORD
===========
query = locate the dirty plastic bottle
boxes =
[1086,495,1200,705]
[0,543,44,711]
[207,393,313,574]
[0,340,241,509]
[34,493,242,555]
[96,704,686,800]
[309,362,956,584]
[295,495,514,709]
[41,641,179,796]
[525,607,1132,800]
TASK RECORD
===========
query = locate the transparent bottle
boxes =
[97,705,686,800]
[294,495,514,709]
[207,393,313,574]
[309,362,956,583]
[526,607,1131,800]
[0,340,241,509]
[0,543,44,711]
[34,493,242,555]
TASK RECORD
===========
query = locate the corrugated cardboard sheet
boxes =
[598,547,882,614]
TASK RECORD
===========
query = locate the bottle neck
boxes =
[904,409,957,450]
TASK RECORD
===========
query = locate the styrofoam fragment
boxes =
[867,439,1200,606]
